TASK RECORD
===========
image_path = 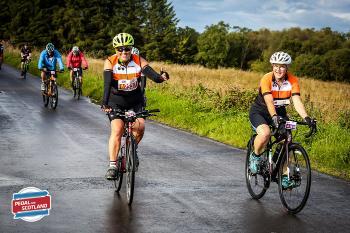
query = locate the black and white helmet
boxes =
[269,51,292,65]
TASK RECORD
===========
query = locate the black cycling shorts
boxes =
[249,105,287,130]
[107,102,144,121]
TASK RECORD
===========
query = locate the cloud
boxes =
[171,0,350,32]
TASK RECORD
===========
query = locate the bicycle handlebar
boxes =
[107,108,160,120]
[272,118,317,138]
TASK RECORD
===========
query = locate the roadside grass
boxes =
[3,45,350,179]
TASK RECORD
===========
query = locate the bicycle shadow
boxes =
[104,188,137,233]
[236,197,308,233]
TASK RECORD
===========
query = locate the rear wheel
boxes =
[245,136,268,199]
[126,135,136,205]
[278,143,311,214]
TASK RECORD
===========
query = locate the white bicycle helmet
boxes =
[112,33,134,48]
[269,51,292,65]
[72,46,79,54]
[46,43,55,53]
[131,47,139,55]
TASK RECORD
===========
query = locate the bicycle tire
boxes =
[23,63,28,79]
[73,74,78,99]
[278,143,311,214]
[114,172,123,192]
[77,78,81,100]
[51,84,58,109]
[43,83,49,107]
[126,135,136,205]
[245,136,268,199]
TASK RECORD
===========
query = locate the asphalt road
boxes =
[0,64,349,233]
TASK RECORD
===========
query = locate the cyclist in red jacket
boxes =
[66,46,88,90]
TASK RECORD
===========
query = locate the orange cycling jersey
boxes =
[258,72,300,107]
[107,54,142,93]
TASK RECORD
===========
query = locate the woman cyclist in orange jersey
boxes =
[248,51,316,180]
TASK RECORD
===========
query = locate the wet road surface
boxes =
[0,64,349,232]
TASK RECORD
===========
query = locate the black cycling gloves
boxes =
[304,116,316,128]
[272,114,282,128]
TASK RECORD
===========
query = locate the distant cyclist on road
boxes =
[248,51,316,188]
[101,32,169,180]
[66,46,88,91]
[20,43,32,76]
[38,43,64,91]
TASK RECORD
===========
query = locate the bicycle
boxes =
[107,108,160,205]
[42,70,58,109]
[22,57,31,79]
[245,118,317,214]
[72,67,83,100]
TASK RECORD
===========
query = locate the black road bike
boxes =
[72,67,82,100]
[245,118,317,214]
[42,70,58,109]
[108,108,159,205]
[22,57,31,79]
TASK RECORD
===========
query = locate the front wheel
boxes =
[114,172,123,192]
[42,84,49,107]
[76,79,81,100]
[23,63,28,79]
[50,83,58,109]
[278,143,311,214]
[245,136,268,199]
[126,135,136,205]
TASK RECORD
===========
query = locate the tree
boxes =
[142,0,178,61]
[195,21,230,68]
[173,27,199,64]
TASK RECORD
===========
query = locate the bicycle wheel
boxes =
[126,135,136,205]
[278,143,311,214]
[114,148,124,192]
[114,172,123,192]
[50,84,58,109]
[245,136,268,199]
[43,94,49,107]
[73,75,77,98]
[43,83,49,107]
[77,79,81,100]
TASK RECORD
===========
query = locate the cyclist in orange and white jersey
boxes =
[101,33,169,180]
[248,51,316,175]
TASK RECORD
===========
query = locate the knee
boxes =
[259,130,271,142]
[257,127,271,142]
[135,119,145,133]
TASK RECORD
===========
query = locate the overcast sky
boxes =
[171,0,350,33]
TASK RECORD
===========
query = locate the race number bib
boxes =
[274,99,290,106]
[118,79,138,91]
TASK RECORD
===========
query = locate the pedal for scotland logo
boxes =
[11,187,51,222]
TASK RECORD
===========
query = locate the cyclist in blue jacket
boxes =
[38,43,64,91]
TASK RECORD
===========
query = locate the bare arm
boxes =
[292,95,308,118]
[263,94,277,117]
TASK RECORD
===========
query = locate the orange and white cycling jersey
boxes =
[107,54,142,92]
[259,72,300,107]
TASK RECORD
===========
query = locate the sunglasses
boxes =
[116,46,132,52]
